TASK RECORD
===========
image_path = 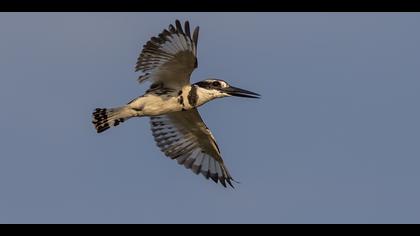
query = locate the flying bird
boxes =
[92,20,260,188]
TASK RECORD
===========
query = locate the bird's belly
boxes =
[143,102,182,116]
[129,95,183,116]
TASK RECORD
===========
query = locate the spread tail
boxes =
[92,107,130,133]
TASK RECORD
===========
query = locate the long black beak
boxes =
[224,86,261,99]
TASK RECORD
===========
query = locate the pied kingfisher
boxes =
[92,20,260,188]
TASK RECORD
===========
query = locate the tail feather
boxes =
[92,107,128,133]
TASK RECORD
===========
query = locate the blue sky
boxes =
[1,13,420,223]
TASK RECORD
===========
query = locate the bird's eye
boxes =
[212,81,221,87]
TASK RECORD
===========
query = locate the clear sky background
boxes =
[1,13,419,223]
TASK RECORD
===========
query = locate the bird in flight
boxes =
[92,20,260,188]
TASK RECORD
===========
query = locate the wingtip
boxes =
[226,178,235,188]
[184,21,191,37]
[192,26,199,47]
[210,174,219,184]
[220,178,227,188]
[175,20,184,34]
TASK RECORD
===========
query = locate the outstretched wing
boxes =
[136,19,199,89]
[150,109,235,188]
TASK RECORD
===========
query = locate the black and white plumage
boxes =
[136,20,198,88]
[150,109,235,187]
[92,20,260,188]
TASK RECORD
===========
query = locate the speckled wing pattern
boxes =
[150,109,235,188]
[135,20,199,89]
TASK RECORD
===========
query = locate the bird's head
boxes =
[194,79,261,101]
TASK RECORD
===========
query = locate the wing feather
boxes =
[150,109,235,188]
[136,20,199,89]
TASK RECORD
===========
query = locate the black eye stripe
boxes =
[195,80,226,89]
